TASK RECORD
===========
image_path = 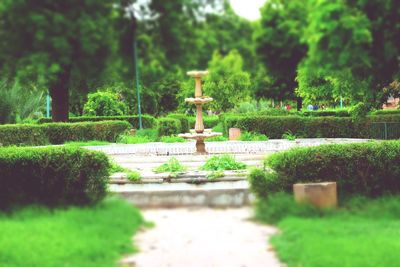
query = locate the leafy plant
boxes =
[154,157,186,175]
[83,91,128,116]
[126,170,141,182]
[282,130,296,141]
[201,154,246,171]
[207,170,225,180]
[239,131,269,141]
[117,135,153,144]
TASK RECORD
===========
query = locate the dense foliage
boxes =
[249,141,400,198]
[0,146,110,209]
[83,91,128,116]
[0,0,398,118]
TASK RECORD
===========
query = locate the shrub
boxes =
[0,146,110,209]
[249,141,400,198]
[201,154,246,171]
[0,121,130,146]
[83,91,127,116]
[167,114,190,133]
[157,118,181,137]
[44,121,130,144]
[302,109,350,117]
[239,131,269,141]
[223,114,400,139]
[188,115,220,129]
[371,109,400,116]
[154,157,186,174]
[350,102,369,119]
[37,115,156,129]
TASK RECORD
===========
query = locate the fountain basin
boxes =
[185,97,213,104]
[179,132,222,140]
[187,70,209,78]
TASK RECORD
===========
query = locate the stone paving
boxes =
[87,138,369,156]
[120,208,283,267]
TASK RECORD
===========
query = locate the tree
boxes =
[203,50,251,111]
[296,0,372,103]
[254,0,308,102]
[0,0,116,121]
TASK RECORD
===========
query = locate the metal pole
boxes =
[340,96,343,109]
[134,38,143,129]
[46,94,51,118]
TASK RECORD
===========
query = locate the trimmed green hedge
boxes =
[0,146,110,209]
[249,141,400,198]
[167,114,190,133]
[157,118,181,137]
[223,114,400,139]
[302,110,350,117]
[0,121,130,146]
[188,116,220,129]
[370,109,400,116]
[37,115,156,129]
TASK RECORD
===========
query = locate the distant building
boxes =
[382,95,399,109]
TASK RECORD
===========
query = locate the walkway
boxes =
[120,208,283,267]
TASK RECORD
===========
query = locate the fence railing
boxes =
[371,122,400,140]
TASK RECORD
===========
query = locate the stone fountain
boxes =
[179,70,222,154]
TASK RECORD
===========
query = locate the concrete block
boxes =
[229,128,241,141]
[293,182,337,208]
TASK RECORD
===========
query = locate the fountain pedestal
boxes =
[178,70,222,154]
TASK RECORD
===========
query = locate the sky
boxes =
[230,0,267,20]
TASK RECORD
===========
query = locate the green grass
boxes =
[64,140,111,146]
[201,154,246,171]
[257,194,400,267]
[239,131,269,141]
[0,197,144,267]
[160,135,186,143]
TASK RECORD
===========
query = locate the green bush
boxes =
[0,121,130,146]
[83,91,127,116]
[223,114,400,139]
[188,115,220,129]
[154,157,186,174]
[249,141,400,198]
[201,154,246,171]
[239,131,269,141]
[167,114,190,133]
[157,118,181,137]
[37,115,156,129]
[370,109,400,116]
[0,146,110,209]
[350,102,369,118]
[302,109,350,117]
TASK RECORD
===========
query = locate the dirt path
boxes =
[120,208,283,267]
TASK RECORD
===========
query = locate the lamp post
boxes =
[46,93,51,118]
[134,38,143,129]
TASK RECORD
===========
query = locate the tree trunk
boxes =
[50,68,70,122]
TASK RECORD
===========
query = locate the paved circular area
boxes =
[87,138,369,156]
[120,208,283,267]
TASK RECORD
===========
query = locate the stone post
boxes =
[293,182,337,208]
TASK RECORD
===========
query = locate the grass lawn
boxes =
[0,197,143,267]
[273,216,400,267]
[257,194,400,267]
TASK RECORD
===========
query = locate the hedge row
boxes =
[37,115,156,129]
[249,141,400,198]
[157,118,181,136]
[370,109,400,116]
[0,146,110,209]
[223,114,400,139]
[0,121,130,146]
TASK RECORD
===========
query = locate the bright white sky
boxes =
[230,0,267,20]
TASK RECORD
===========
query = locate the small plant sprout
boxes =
[282,130,296,141]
